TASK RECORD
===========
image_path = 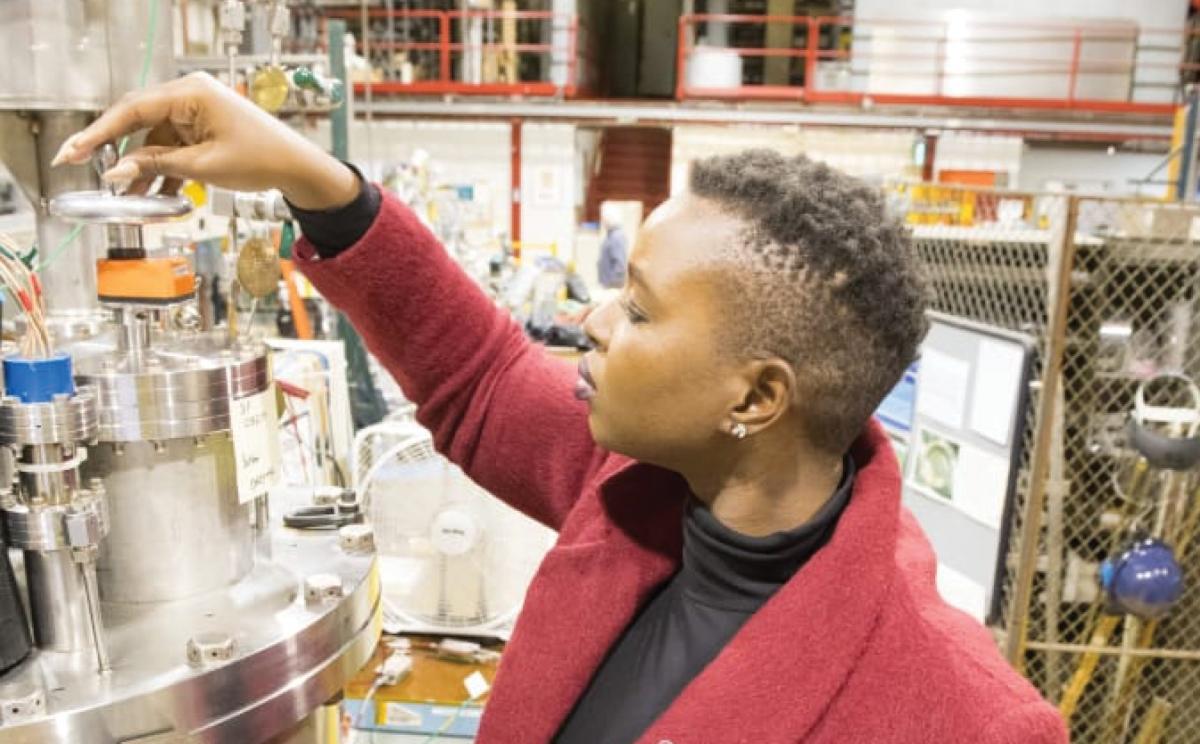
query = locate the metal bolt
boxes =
[186,632,237,667]
[0,686,45,724]
[338,524,375,554]
[303,573,344,607]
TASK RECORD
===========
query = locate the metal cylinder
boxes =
[33,111,103,322]
[113,309,154,353]
[88,436,252,603]
[0,1,175,110]
[25,550,92,653]
[17,444,79,506]
[104,224,144,253]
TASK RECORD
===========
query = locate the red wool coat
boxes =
[296,192,1069,744]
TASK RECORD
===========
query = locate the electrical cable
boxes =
[0,231,51,357]
[418,698,474,744]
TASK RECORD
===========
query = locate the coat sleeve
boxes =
[980,701,1069,744]
[293,190,607,530]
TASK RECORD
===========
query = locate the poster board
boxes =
[876,312,1035,624]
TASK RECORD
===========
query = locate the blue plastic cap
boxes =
[3,354,75,404]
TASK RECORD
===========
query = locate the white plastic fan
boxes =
[353,420,555,638]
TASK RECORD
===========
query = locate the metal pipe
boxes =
[329,20,350,161]
[361,0,375,177]
[78,554,110,673]
[19,444,76,507]
[114,309,153,353]
[511,118,522,248]
[1029,639,1200,661]
[1043,384,1066,698]
[25,550,93,653]
[33,111,103,323]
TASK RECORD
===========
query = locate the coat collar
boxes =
[476,420,901,743]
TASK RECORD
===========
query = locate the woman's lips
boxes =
[575,356,596,401]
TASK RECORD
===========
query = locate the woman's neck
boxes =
[684,435,846,537]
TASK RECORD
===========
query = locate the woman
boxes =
[56,73,1066,744]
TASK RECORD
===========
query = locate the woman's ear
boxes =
[727,358,795,437]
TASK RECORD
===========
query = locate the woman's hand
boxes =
[52,71,359,211]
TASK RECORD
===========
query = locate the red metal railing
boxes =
[676,14,1198,115]
[323,8,581,97]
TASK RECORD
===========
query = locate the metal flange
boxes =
[0,387,99,447]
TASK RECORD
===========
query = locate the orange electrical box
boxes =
[96,257,196,304]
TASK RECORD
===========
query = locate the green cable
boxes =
[418,699,475,744]
[34,0,160,273]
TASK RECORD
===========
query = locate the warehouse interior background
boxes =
[3,0,1200,742]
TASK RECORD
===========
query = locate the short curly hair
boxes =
[689,149,928,453]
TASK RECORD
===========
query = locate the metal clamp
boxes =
[3,496,108,552]
[13,448,87,475]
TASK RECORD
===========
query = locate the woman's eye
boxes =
[620,299,647,324]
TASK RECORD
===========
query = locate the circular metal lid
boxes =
[48,191,191,225]
[73,332,272,442]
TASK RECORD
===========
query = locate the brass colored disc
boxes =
[250,66,291,113]
[236,237,281,299]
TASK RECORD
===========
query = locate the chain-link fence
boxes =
[900,182,1200,743]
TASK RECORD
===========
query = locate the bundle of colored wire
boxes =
[0,232,51,358]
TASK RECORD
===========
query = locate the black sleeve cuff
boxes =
[286,162,382,259]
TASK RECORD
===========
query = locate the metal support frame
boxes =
[1005,195,1081,665]
[1177,87,1200,201]
[673,13,1187,118]
[325,7,579,98]
[328,19,349,162]
[511,117,522,248]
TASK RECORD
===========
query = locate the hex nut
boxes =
[186,631,237,667]
[303,573,344,606]
[338,524,375,554]
[0,687,45,724]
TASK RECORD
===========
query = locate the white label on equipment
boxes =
[231,388,280,504]
[383,702,423,727]
[464,671,490,700]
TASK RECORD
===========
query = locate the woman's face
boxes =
[581,195,748,470]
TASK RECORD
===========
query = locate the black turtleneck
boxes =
[553,456,857,744]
